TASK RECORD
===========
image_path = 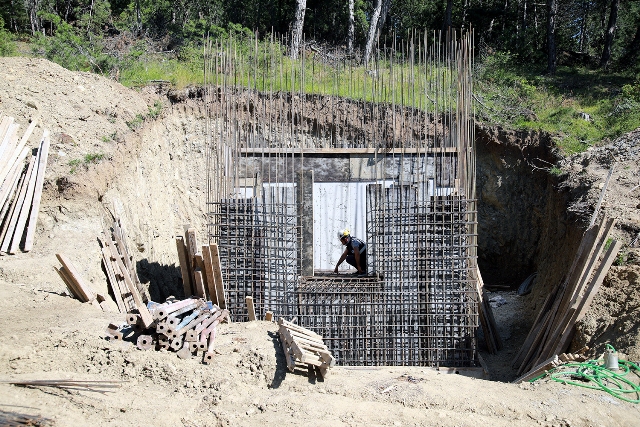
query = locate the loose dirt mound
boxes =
[0,57,639,426]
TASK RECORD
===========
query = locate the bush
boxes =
[0,17,16,56]
[32,13,115,73]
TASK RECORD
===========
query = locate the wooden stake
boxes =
[23,132,50,251]
[176,236,193,297]
[209,243,226,309]
[246,296,256,320]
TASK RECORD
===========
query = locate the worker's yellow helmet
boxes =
[337,228,350,239]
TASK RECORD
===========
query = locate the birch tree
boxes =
[348,0,355,55]
[363,0,391,65]
[290,0,306,59]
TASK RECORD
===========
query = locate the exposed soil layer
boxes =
[0,57,639,426]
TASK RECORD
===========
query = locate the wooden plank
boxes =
[0,146,29,210]
[55,266,81,300]
[284,328,327,347]
[104,237,153,327]
[246,296,256,321]
[0,159,24,226]
[512,292,553,368]
[0,123,19,170]
[55,253,96,303]
[278,330,296,372]
[0,156,36,253]
[176,237,193,297]
[102,230,136,312]
[477,269,503,350]
[513,355,560,384]
[239,146,458,155]
[0,117,12,146]
[101,245,126,313]
[550,240,622,358]
[535,219,615,365]
[9,150,40,253]
[278,318,323,340]
[112,219,145,298]
[0,124,39,189]
[194,270,205,298]
[201,245,219,305]
[186,228,198,269]
[23,132,50,251]
[209,244,226,309]
[0,119,16,158]
[515,310,553,374]
[194,253,207,298]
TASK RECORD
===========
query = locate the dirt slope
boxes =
[0,57,639,426]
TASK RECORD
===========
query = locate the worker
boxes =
[334,229,367,275]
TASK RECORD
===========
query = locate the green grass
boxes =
[24,34,640,157]
[68,152,106,173]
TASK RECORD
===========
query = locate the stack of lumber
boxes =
[55,253,109,311]
[176,225,226,309]
[512,216,622,378]
[278,318,335,378]
[105,297,229,363]
[0,116,50,255]
[475,267,503,354]
[99,216,153,327]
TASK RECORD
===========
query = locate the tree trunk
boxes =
[599,0,619,69]
[364,0,391,65]
[25,0,41,35]
[347,0,355,55]
[135,0,142,36]
[546,0,558,74]
[290,0,307,59]
[363,0,383,65]
[443,0,453,33]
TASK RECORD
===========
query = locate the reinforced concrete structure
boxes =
[204,31,478,366]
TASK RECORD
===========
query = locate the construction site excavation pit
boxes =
[2,44,640,425]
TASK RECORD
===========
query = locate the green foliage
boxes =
[126,114,145,130]
[69,152,106,173]
[475,55,640,155]
[84,153,105,163]
[148,101,162,119]
[549,167,563,176]
[0,16,15,56]
[67,158,82,174]
[32,13,115,73]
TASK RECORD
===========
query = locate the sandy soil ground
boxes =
[0,57,639,426]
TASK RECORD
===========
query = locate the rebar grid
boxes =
[203,30,478,367]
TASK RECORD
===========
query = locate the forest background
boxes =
[0,0,639,154]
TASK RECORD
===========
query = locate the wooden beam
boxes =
[23,132,50,252]
[176,237,193,297]
[209,244,226,309]
[246,296,256,321]
[239,146,459,155]
[55,253,96,303]
[201,245,219,305]
[0,156,36,254]
[9,152,40,254]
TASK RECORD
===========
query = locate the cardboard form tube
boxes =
[156,298,198,319]
[137,335,154,351]
[176,341,192,359]
[127,314,140,326]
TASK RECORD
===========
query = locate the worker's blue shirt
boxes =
[346,237,366,255]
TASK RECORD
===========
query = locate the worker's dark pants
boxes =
[346,251,367,273]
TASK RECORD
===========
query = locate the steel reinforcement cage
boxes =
[205,30,478,366]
